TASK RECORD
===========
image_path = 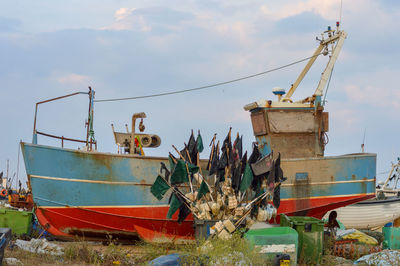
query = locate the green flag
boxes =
[170,160,188,185]
[197,180,210,200]
[170,160,199,185]
[188,162,199,174]
[150,175,170,200]
[196,132,204,153]
[239,162,254,193]
[168,154,177,171]
[167,193,183,219]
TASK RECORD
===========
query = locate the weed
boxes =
[64,241,102,264]
[102,242,131,266]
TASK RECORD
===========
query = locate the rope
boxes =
[95,54,322,103]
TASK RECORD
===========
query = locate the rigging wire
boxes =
[95,53,322,103]
[322,64,334,105]
[377,171,390,175]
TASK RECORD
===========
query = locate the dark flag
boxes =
[159,162,171,182]
[267,160,275,187]
[180,144,190,162]
[177,202,191,223]
[248,143,261,164]
[217,167,225,183]
[197,180,210,200]
[232,133,242,162]
[168,153,177,172]
[209,142,220,176]
[167,192,183,219]
[273,185,281,208]
[187,130,196,155]
[187,130,197,164]
[248,143,262,191]
[275,153,283,182]
[196,130,204,153]
[221,129,232,165]
[150,175,170,200]
[190,143,198,166]
[218,151,228,170]
[240,151,248,174]
[231,164,242,193]
[237,135,243,159]
[273,153,284,209]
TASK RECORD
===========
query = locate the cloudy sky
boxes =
[1,0,399,187]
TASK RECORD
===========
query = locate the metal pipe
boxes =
[32,91,88,141]
[36,130,96,145]
[130,112,146,154]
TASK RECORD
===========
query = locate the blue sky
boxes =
[1,0,399,187]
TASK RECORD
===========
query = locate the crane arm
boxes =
[314,31,347,96]
[281,30,347,102]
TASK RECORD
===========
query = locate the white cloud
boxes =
[115,7,135,21]
[101,7,151,31]
[55,73,91,85]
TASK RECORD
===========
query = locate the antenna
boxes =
[339,0,343,27]
[361,128,366,153]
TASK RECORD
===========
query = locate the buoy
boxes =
[0,189,7,197]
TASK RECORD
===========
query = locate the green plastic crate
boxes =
[0,208,33,236]
[280,214,324,264]
[245,226,298,266]
[383,226,400,249]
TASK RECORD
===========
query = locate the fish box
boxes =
[0,208,33,236]
[245,226,298,266]
[280,214,324,264]
[383,226,400,250]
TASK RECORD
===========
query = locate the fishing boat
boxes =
[21,24,375,242]
[324,159,400,230]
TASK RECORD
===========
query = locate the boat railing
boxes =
[35,130,97,150]
[32,88,96,151]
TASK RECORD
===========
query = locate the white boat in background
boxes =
[325,159,400,230]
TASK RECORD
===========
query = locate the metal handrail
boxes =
[36,130,97,149]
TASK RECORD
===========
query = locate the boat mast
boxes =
[281,23,347,104]
[86,87,96,151]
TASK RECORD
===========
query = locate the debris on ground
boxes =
[359,229,384,244]
[322,255,353,266]
[333,239,381,260]
[4,257,23,265]
[211,251,250,266]
[336,229,378,245]
[354,250,400,265]
[15,239,63,256]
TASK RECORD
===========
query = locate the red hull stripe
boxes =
[36,194,374,242]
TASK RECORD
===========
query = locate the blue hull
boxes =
[21,142,376,241]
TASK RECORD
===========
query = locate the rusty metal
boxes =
[250,110,268,136]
